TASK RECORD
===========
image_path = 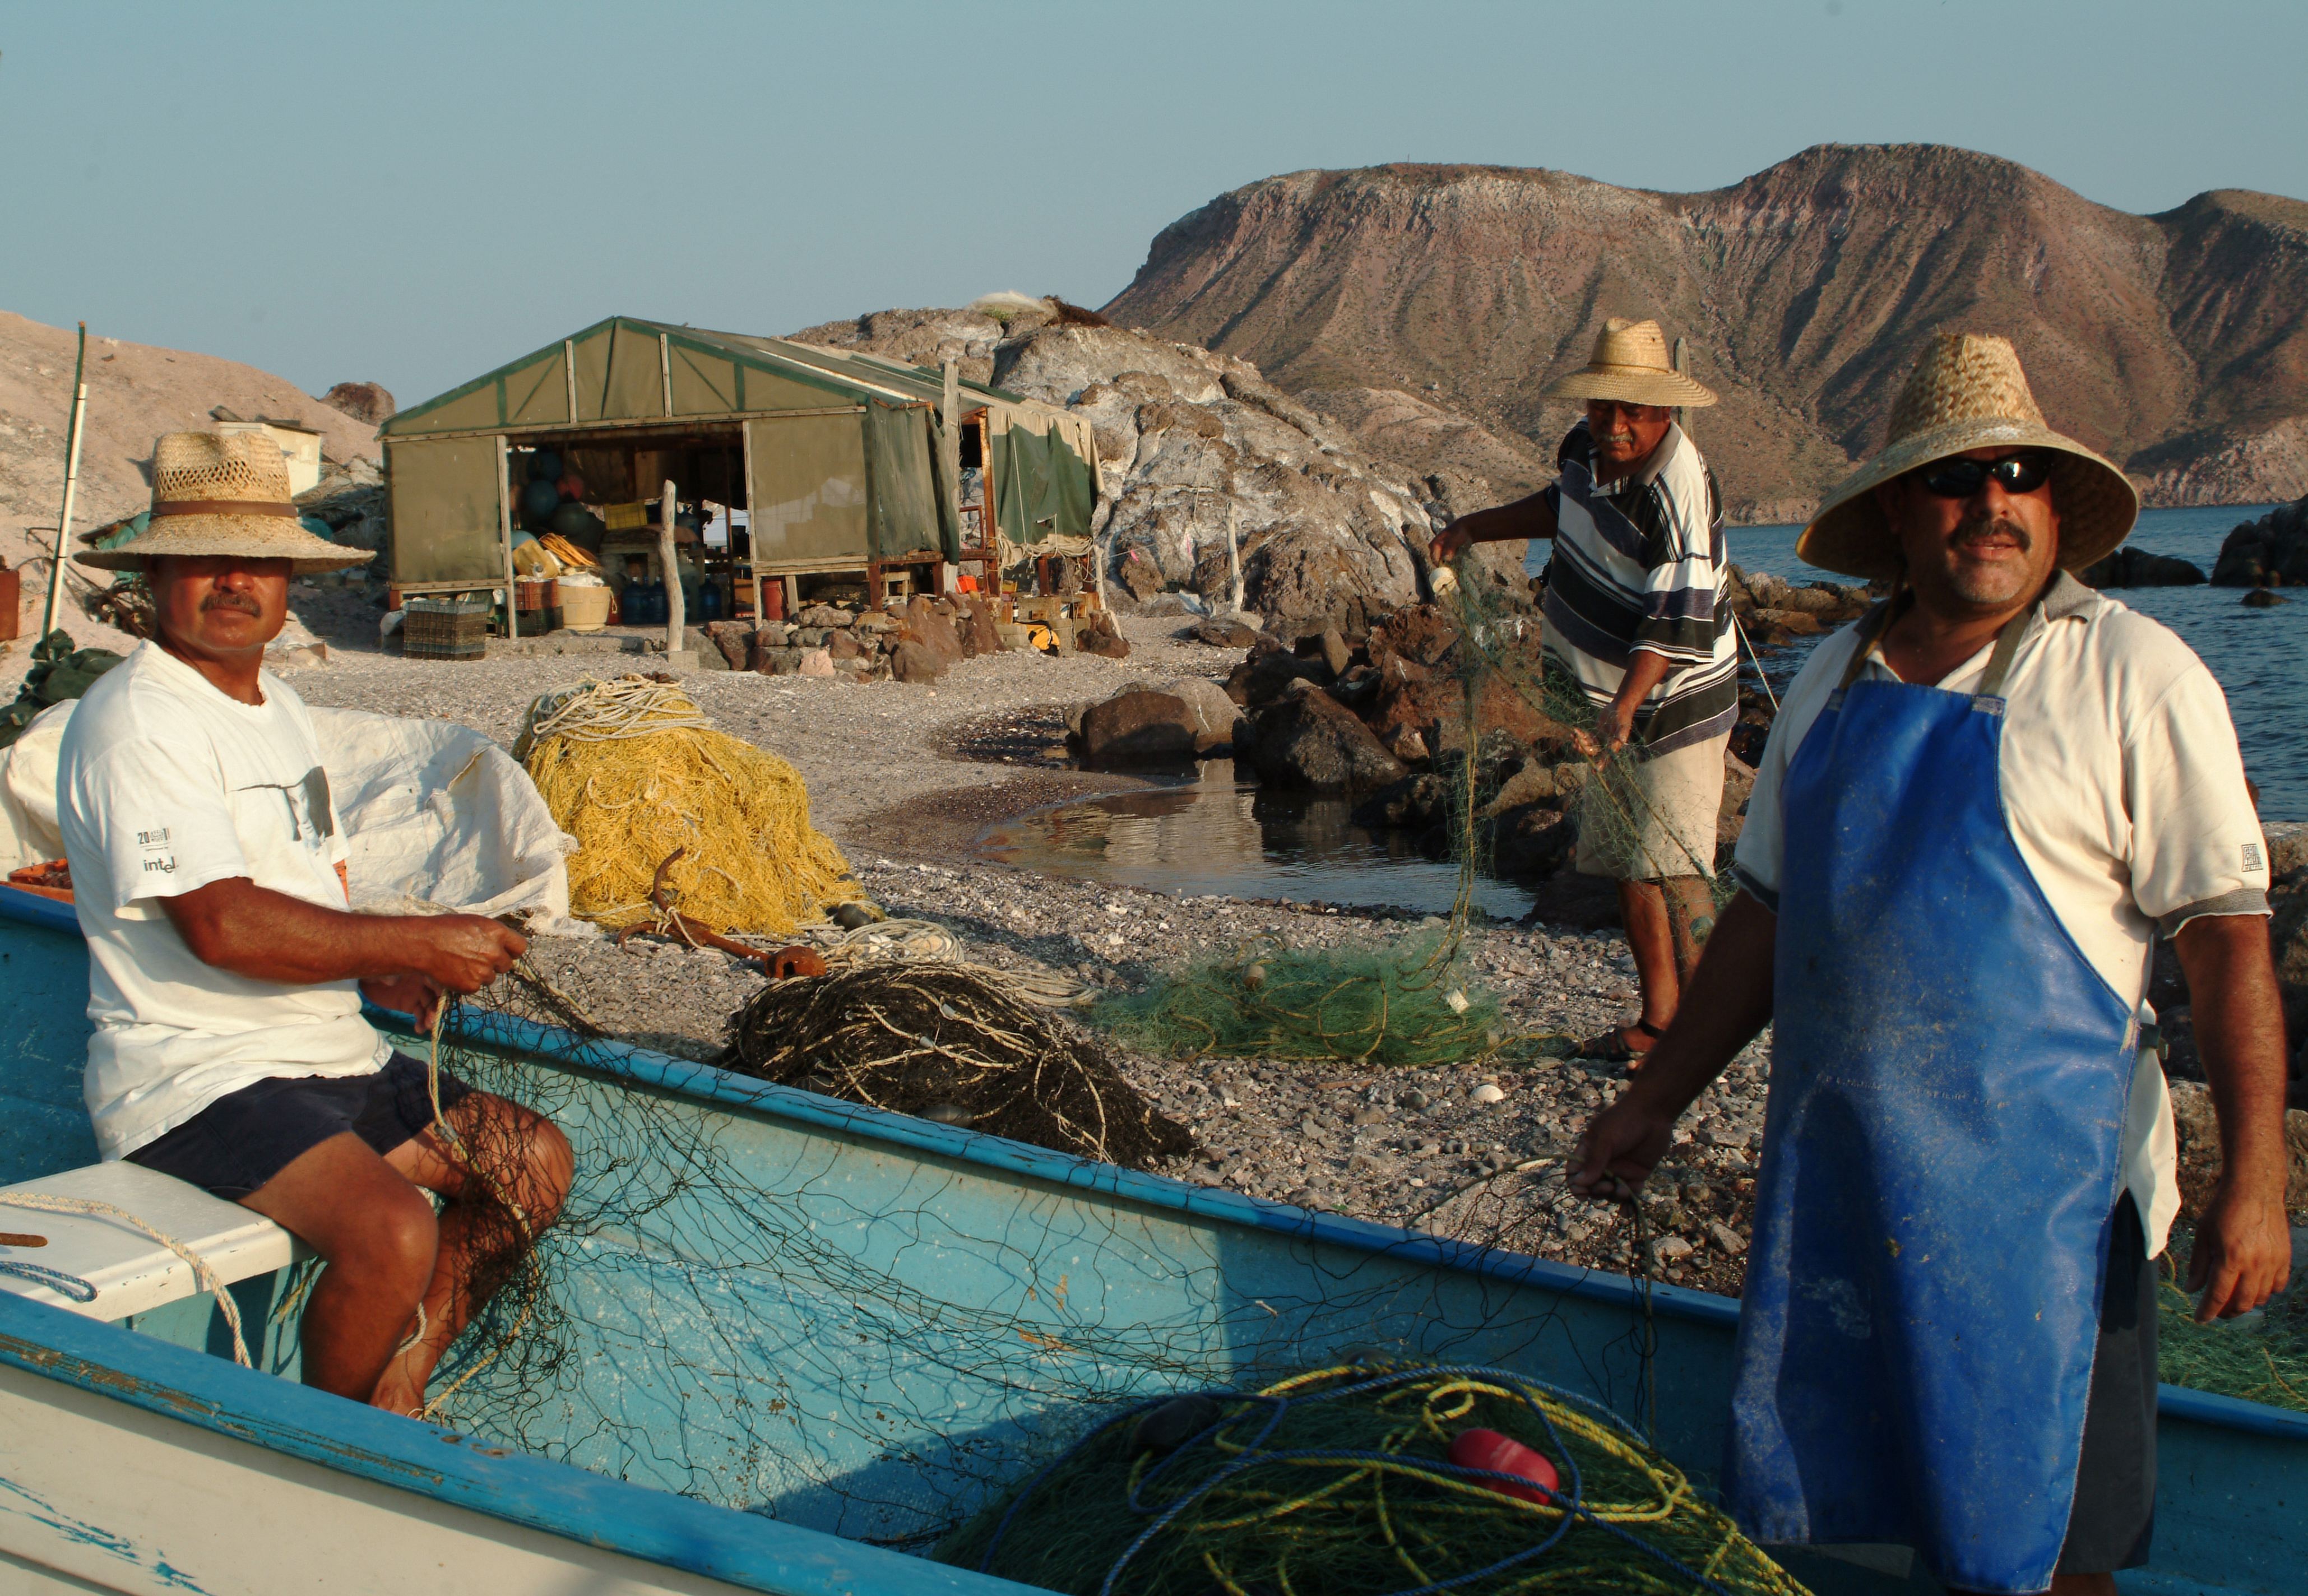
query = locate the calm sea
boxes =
[1711,505,2303,820]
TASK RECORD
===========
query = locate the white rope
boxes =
[0,1192,251,1366]
[513,676,713,762]
[785,917,1093,1007]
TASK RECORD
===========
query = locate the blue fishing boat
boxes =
[0,883,2298,1595]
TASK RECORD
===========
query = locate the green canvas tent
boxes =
[378,317,1099,595]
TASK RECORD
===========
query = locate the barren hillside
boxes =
[0,311,381,644]
[1102,145,2308,517]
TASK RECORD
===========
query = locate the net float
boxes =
[1448,1427,1560,1502]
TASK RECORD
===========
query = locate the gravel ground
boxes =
[280,600,1769,1296]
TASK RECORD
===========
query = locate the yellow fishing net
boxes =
[517,675,863,935]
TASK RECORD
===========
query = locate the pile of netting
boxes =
[720,963,1193,1168]
[515,674,862,934]
[1091,925,1515,1070]
[1092,561,1730,1070]
[2156,1253,2308,1412]
[937,1359,1808,1595]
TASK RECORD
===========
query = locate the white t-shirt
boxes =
[1732,574,2271,1254]
[57,642,387,1160]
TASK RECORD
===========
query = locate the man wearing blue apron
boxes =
[1573,333,2292,1594]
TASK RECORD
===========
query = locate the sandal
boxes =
[1579,1018,1663,1063]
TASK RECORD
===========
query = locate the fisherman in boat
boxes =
[1572,335,2291,1594]
[56,430,573,1416]
[1431,317,1735,1064]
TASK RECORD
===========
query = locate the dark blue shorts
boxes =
[125,1051,474,1200]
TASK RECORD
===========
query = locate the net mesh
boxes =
[394,964,1711,1572]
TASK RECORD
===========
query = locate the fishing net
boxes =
[516,674,863,934]
[720,963,1194,1168]
[374,960,1675,1556]
[937,1359,1806,1595]
[2154,1247,2308,1413]
[1086,559,1728,1071]
[1090,926,1520,1071]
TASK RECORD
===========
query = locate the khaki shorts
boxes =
[1574,730,1728,882]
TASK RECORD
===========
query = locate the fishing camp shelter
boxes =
[378,316,1099,620]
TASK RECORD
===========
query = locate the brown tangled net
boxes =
[719,964,1194,1170]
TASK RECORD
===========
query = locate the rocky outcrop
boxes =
[2210,495,2308,587]
[738,593,1005,683]
[785,307,1007,387]
[986,323,1450,633]
[2080,548,2206,588]
[319,382,395,425]
[1102,149,2308,514]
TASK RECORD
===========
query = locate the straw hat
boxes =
[1797,333,2138,580]
[77,430,374,574]
[1540,318,1717,409]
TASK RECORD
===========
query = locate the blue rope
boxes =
[0,1259,98,1303]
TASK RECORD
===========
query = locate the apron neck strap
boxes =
[1975,604,2036,699]
[1837,587,2038,698]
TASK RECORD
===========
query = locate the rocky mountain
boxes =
[1101,145,2308,518]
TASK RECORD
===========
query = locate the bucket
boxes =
[560,584,611,632]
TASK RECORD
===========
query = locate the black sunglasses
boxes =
[1916,452,2055,498]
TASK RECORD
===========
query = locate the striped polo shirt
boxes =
[1539,418,1737,755]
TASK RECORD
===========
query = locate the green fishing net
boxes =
[2155,1250,2308,1413]
[937,1359,1810,1595]
[1087,560,1730,1071]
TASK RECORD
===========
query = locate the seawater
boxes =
[1717,505,2304,819]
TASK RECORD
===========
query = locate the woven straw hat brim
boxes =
[1797,417,2138,581]
[75,513,376,576]
[1540,363,1717,408]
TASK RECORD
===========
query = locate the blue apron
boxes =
[1723,610,2138,1594]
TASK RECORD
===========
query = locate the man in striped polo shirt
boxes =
[1432,318,1734,1062]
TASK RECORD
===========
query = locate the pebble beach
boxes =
[275,596,1774,1296]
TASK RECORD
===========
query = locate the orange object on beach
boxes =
[5,860,72,903]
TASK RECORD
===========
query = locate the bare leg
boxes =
[369,1091,573,1416]
[1609,874,1714,1057]
[238,1134,441,1401]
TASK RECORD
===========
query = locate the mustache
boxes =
[1953,513,2031,551]
[200,590,263,616]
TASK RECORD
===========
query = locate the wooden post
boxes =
[41,323,89,639]
[939,360,962,593]
[1226,501,1244,614]
[499,436,518,642]
[659,476,688,666]
[1672,336,1689,437]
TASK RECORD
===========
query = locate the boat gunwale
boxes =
[414,1001,2308,1446]
[0,1291,1042,1595]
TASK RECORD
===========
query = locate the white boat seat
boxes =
[0,1161,311,1320]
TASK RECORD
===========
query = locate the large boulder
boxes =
[2080,547,2206,588]
[2210,496,2308,587]
[888,641,944,684]
[989,322,1434,625]
[1159,676,1248,750]
[955,596,1007,657]
[901,596,967,670]
[1247,684,1408,793]
[1079,692,1204,764]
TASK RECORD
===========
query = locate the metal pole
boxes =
[42,323,89,639]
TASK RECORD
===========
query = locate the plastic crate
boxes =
[404,595,490,660]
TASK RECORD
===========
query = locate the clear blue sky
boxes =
[5,1,2303,409]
